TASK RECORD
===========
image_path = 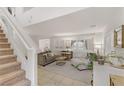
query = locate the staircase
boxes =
[0,27,31,86]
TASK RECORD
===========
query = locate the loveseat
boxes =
[38,51,58,66]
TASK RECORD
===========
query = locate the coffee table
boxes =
[56,56,67,66]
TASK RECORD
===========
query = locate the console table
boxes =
[61,51,73,60]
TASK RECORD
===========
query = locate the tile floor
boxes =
[38,66,91,86]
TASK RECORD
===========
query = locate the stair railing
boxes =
[0,8,37,86]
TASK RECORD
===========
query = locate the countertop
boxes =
[93,62,124,86]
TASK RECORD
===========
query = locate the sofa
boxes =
[38,51,58,66]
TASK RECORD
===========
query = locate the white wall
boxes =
[104,29,114,55]
[50,32,104,51]
[94,32,104,44]
[39,39,50,52]
[15,8,24,26]
[104,8,124,55]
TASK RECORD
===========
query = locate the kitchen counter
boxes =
[93,62,124,86]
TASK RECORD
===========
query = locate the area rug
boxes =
[41,58,92,85]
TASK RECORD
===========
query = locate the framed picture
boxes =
[114,25,124,48]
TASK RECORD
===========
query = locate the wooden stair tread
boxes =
[0,62,21,70]
[0,49,13,56]
[0,33,5,35]
[0,70,25,84]
[0,33,5,36]
[0,55,16,59]
[0,48,12,51]
[0,38,8,41]
[0,43,10,47]
[13,79,31,86]
[0,30,3,33]
[0,33,3,34]
[0,55,17,65]
[0,62,21,75]
[0,37,7,39]
[0,43,10,44]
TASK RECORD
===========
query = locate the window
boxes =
[72,40,86,49]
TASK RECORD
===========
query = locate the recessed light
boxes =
[90,25,96,28]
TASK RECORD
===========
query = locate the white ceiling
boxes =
[22,7,86,26]
[24,7,123,38]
